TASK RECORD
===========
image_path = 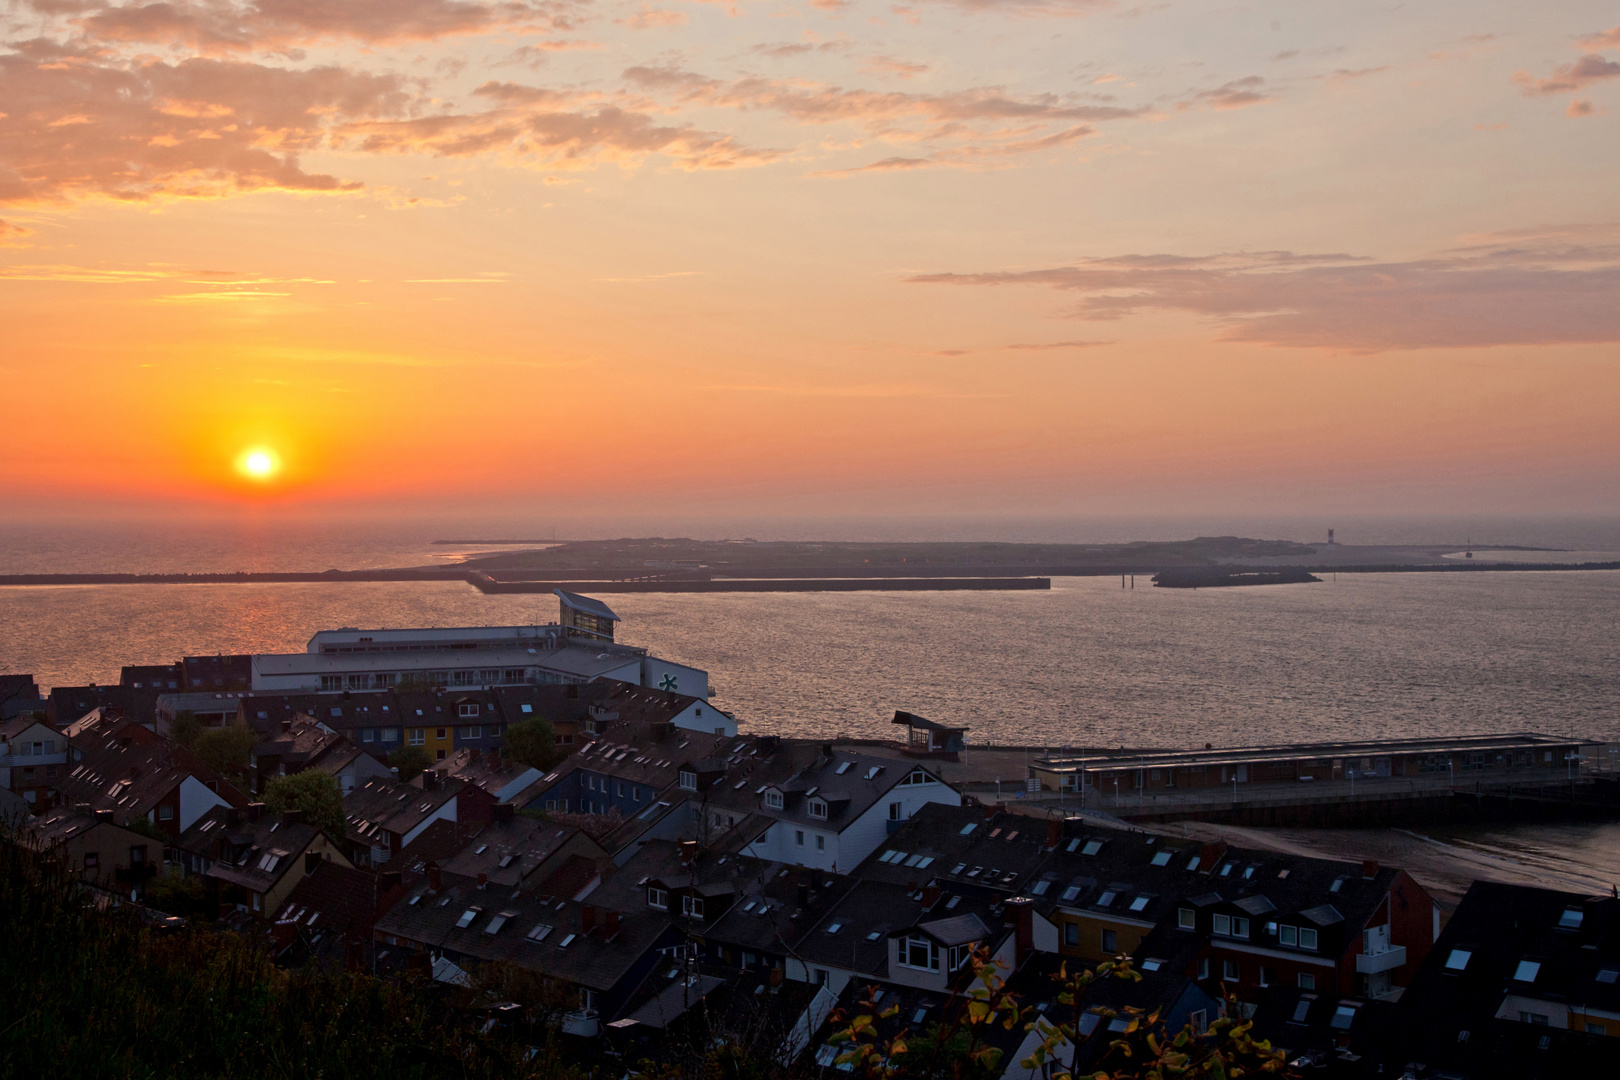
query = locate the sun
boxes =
[238,447,280,481]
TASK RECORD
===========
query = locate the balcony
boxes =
[561,1009,599,1038]
[1355,946,1407,974]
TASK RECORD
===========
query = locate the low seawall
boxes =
[468,574,1051,594]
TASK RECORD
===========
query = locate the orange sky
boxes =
[2,0,1618,520]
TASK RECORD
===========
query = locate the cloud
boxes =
[1514,53,1620,97]
[1567,98,1600,117]
[1577,23,1620,50]
[907,230,1620,350]
[623,63,1141,133]
[812,123,1095,175]
[1002,339,1111,349]
[0,44,409,205]
[863,55,930,79]
[57,0,583,53]
[616,6,688,29]
[922,0,1110,16]
[342,80,784,171]
[0,219,33,245]
[1191,75,1273,110]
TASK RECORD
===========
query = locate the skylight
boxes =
[836,762,853,775]
[1130,896,1150,912]
[1082,840,1103,856]
[1031,880,1051,896]
[1444,949,1471,971]
[1150,851,1172,866]
[456,908,480,929]
[1559,907,1584,930]
[1066,839,1081,852]
[1061,885,1081,901]
[826,922,843,935]
[557,933,576,948]
[1330,876,1346,893]
[485,911,516,935]
[1597,967,1619,985]
[866,931,882,941]
[1097,890,1116,907]
[951,863,967,875]
[960,823,978,836]
[1513,960,1541,983]
[526,923,552,942]
[1141,958,1163,971]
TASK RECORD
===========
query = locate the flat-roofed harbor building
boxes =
[1029,732,1602,797]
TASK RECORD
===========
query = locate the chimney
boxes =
[492,803,515,823]
[1047,820,1062,849]
[921,885,942,910]
[428,863,442,892]
[305,851,322,875]
[679,840,698,866]
[281,719,292,733]
[476,872,488,890]
[94,808,114,822]
[795,883,810,909]
[602,909,621,941]
[1004,896,1034,966]
[1362,859,1379,879]
[420,771,438,792]
[247,802,265,822]
[379,870,402,893]
[581,904,598,933]
[281,809,304,827]
[769,966,784,988]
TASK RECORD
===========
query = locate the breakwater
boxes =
[467,574,1051,594]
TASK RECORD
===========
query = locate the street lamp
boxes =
[1348,768,1355,799]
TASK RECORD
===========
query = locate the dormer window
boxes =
[679,770,697,791]
[458,703,479,718]
[764,790,784,810]
[682,895,705,919]
[808,798,828,819]
[647,887,668,910]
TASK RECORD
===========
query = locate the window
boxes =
[682,895,705,919]
[1213,914,1231,937]
[960,823,977,836]
[815,835,826,852]
[527,923,552,942]
[889,801,903,820]
[1082,839,1104,856]
[435,728,446,740]
[679,770,697,791]
[1260,966,1275,987]
[795,830,805,846]
[84,852,99,870]
[321,676,342,692]
[382,729,398,743]
[648,887,668,910]
[456,907,481,929]
[130,846,146,865]
[1291,997,1313,1023]
[1231,916,1250,939]
[764,790,783,810]
[1331,1004,1359,1030]
[1096,890,1116,908]
[157,805,174,821]
[1064,923,1079,946]
[1178,908,1196,930]
[1198,958,1209,980]
[1298,973,1316,990]
[1190,1010,1208,1035]
[899,936,940,971]
[1222,960,1239,981]
[459,703,479,718]
[1101,929,1117,952]
[1299,928,1318,950]
[1558,906,1584,930]
[1513,960,1541,983]
[1130,896,1150,912]
[362,729,375,743]
[1279,925,1298,947]
[1330,876,1347,893]
[485,911,515,935]
[1519,1011,1551,1025]
[1151,850,1172,866]
[408,729,425,747]
[902,769,931,786]
[808,799,828,819]
[1597,967,1619,985]
[1444,948,1472,972]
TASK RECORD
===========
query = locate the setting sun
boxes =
[238,449,279,481]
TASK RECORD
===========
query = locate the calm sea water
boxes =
[3,571,1617,749]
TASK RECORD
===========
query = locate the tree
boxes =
[144,869,207,918]
[262,770,347,839]
[193,723,256,784]
[503,716,556,770]
[169,710,202,748]
[387,744,432,783]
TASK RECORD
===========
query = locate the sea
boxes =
[4,513,1620,892]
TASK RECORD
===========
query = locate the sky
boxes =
[2,0,1619,523]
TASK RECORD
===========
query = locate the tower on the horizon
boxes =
[1328,528,1335,545]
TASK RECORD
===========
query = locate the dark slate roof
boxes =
[253,718,345,767]
[278,860,400,938]
[343,777,463,846]
[705,746,953,833]
[1373,880,1620,1079]
[429,749,537,798]
[700,863,856,958]
[239,691,397,735]
[183,808,324,894]
[859,803,1052,894]
[439,816,594,888]
[59,721,243,825]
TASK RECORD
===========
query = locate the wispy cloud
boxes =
[1189,76,1273,110]
[908,229,1620,350]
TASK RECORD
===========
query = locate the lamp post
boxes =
[1348,768,1355,799]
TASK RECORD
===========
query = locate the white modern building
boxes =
[250,612,708,700]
